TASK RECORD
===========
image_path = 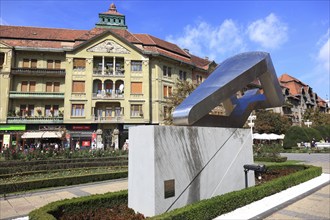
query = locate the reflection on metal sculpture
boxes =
[173,51,284,127]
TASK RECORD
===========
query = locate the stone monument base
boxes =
[128,125,254,217]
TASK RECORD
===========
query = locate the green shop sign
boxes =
[0,125,26,131]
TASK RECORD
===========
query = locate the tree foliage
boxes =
[254,110,292,134]
[163,80,196,125]
[283,126,323,149]
[303,108,330,126]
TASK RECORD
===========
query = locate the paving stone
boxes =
[0,200,18,219]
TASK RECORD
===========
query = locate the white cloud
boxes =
[166,19,245,61]
[247,13,288,49]
[316,29,330,72]
[0,17,9,25]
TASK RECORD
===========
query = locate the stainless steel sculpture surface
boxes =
[173,51,284,127]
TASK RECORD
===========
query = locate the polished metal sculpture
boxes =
[173,51,284,127]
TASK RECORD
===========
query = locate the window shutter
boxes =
[23,59,29,68]
[163,86,168,97]
[131,82,142,94]
[46,82,52,92]
[47,60,53,69]
[55,60,61,69]
[21,81,28,92]
[29,81,36,92]
[54,82,60,92]
[31,59,37,68]
[72,81,85,93]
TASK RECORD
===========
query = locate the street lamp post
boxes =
[248,114,256,136]
[304,119,312,128]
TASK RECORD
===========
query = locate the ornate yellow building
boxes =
[0,3,216,149]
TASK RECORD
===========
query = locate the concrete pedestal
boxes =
[128,125,254,217]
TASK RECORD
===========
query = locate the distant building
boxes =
[0,3,216,149]
[272,73,329,126]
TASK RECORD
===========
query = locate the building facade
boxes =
[272,73,329,126]
[0,3,216,149]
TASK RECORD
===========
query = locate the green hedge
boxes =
[0,156,128,167]
[254,156,287,162]
[28,165,321,220]
[152,165,321,220]
[283,126,324,149]
[0,160,128,174]
[29,190,128,220]
[0,171,128,194]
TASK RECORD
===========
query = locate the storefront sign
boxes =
[72,125,91,130]
[3,134,10,146]
[82,141,90,147]
[0,125,26,131]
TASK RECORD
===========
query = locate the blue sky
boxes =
[1,0,329,99]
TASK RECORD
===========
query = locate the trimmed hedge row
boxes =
[0,166,127,178]
[28,165,321,220]
[254,156,288,163]
[29,190,128,220]
[0,160,128,174]
[0,171,128,194]
[0,156,128,167]
[152,165,321,219]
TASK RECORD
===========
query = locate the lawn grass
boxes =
[0,166,128,184]
[254,160,302,166]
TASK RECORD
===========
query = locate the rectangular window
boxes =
[163,66,172,77]
[131,104,143,117]
[72,81,85,93]
[71,104,85,117]
[131,61,142,72]
[28,105,34,116]
[45,105,51,116]
[179,70,187,80]
[55,60,61,69]
[46,82,52,92]
[73,58,86,69]
[21,81,28,92]
[29,81,36,92]
[196,75,203,84]
[163,106,170,118]
[47,60,53,69]
[105,108,113,117]
[20,105,27,116]
[54,82,60,92]
[0,53,4,69]
[23,59,29,68]
[163,85,172,98]
[131,82,142,94]
[115,107,121,116]
[31,59,37,68]
[53,105,59,116]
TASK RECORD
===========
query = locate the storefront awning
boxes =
[21,131,63,139]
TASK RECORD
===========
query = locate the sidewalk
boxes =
[215,173,330,220]
[0,178,128,220]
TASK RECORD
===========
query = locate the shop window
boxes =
[54,82,60,92]
[163,65,172,77]
[31,59,37,68]
[131,82,142,94]
[29,81,36,92]
[72,81,85,93]
[131,61,142,72]
[46,82,52,92]
[21,81,28,92]
[71,104,85,116]
[73,58,86,70]
[131,104,143,117]
[179,70,187,80]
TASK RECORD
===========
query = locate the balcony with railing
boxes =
[11,68,65,76]
[92,115,124,123]
[93,56,125,77]
[7,116,64,124]
[92,107,124,123]
[92,90,124,100]
[9,91,65,99]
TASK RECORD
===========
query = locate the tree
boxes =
[254,110,292,134]
[163,80,196,125]
[303,108,330,126]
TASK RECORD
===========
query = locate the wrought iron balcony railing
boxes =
[9,91,65,99]
[7,116,64,124]
[11,68,65,76]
